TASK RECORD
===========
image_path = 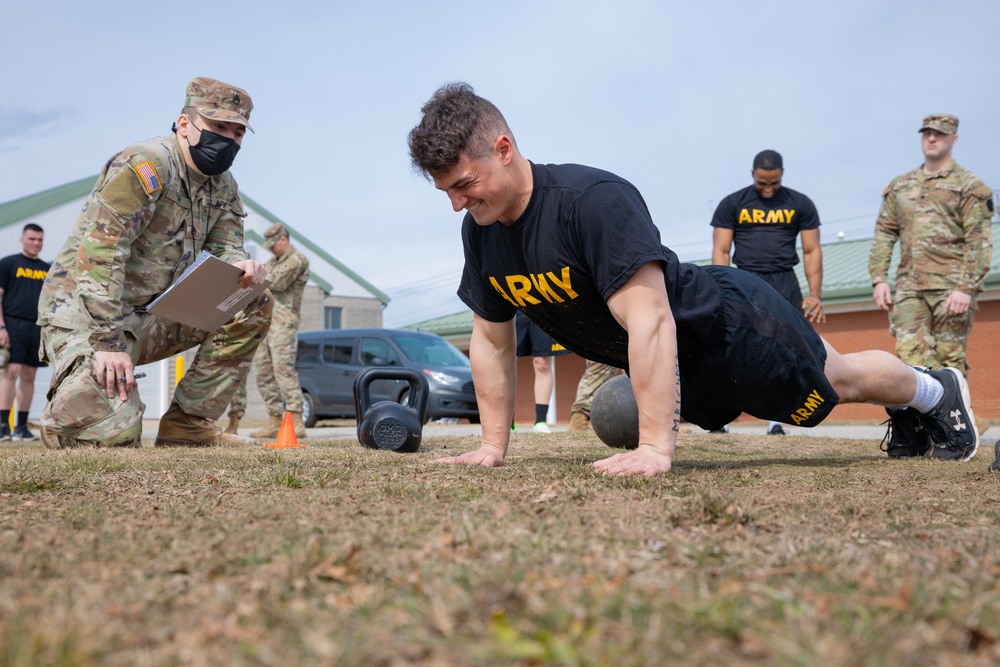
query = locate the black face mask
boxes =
[185,120,240,175]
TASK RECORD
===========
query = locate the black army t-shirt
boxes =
[710,185,820,273]
[457,162,720,371]
[0,253,50,320]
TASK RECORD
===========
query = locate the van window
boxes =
[393,334,471,367]
[323,338,354,365]
[297,339,320,364]
[360,337,399,366]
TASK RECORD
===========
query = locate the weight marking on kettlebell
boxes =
[374,420,406,447]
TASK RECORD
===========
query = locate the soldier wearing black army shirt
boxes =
[710,149,825,436]
[408,83,983,475]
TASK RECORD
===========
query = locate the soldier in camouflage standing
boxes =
[869,114,994,459]
[37,77,272,449]
[247,222,310,439]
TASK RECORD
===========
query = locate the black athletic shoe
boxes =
[990,440,1000,472]
[709,425,729,434]
[880,407,931,458]
[767,424,787,436]
[12,425,38,441]
[921,368,979,462]
[0,424,10,442]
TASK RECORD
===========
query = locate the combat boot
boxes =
[250,414,283,440]
[567,412,591,432]
[291,412,308,438]
[224,414,241,434]
[155,403,256,447]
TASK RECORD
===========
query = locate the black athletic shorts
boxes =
[5,316,45,368]
[515,312,570,358]
[745,268,803,310]
[678,266,838,431]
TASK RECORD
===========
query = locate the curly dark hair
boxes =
[408,82,514,177]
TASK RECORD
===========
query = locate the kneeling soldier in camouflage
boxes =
[37,77,272,448]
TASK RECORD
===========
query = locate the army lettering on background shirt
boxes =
[0,254,51,321]
[710,185,821,273]
[869,162,993,293]
[457,162,720,370]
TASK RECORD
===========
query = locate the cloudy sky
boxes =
[3,0,998,327]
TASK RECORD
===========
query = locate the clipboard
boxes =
[147,251,270,330]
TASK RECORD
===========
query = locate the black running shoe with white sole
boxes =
[12,425,38,441]
[920,368,979,461]
[880,407,931,458]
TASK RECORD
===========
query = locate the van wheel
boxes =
[399,388,430,425]
[302,391,318,428]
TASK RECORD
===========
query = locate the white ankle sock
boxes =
[906,368,944,414]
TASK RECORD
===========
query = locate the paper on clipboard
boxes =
[147,251,270,331]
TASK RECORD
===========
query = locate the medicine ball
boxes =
[590,375,639,449]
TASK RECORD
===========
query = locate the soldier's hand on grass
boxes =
[94,350,136,400]
[432,445,505,468]
[234,259,267,288]
[802,296,826,324]
[944,290,971,316]
[592,444,673,477]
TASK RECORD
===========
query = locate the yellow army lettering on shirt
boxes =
[14,267,48,280]
[489,266,579,307]
[789,388,827,425]
[737,209,798,225]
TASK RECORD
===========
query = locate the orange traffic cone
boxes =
[265,412,308,449]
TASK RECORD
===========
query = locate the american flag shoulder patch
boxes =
[133,161,162,195]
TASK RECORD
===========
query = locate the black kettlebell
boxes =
[354,367,429,453]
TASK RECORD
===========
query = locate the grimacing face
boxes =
[432,148,519,225]
[752,168,783,199]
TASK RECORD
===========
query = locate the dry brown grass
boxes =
[2,430,1000,666]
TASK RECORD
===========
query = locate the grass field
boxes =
[2,428,999,666]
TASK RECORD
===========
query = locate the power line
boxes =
[383,270,462,297]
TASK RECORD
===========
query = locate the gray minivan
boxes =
[296,328,479,426]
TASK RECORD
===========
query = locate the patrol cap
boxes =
[263,222,287,249]
[919,114,958,135]
[185,77,254,132]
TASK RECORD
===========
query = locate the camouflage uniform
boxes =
[254,222,309,417]
[38,91,272,446]
[868,116,994,374]
[228,376,248,419]
[570,360,620,418]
